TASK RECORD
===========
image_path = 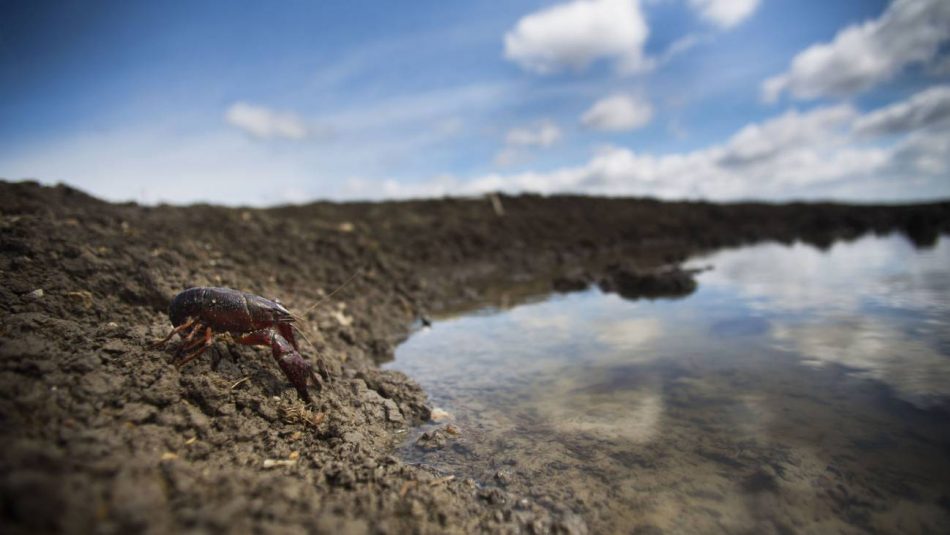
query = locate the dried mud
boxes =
[1,180,948,534]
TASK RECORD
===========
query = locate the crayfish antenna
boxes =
[299,268,363,317]
[286,268,362,352]
[291,323,318,352]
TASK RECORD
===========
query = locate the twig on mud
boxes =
[65,290,93,308]
[263,459,297,469]
[399,481,417,498]
[488,192,505,217]
[430,475,455,487]
[230,376,250,390]
[399,475,452,496]
[279,403,325,427]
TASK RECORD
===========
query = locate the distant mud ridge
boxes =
[1,180,948,534]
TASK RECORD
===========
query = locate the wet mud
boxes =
[1,180,948,534]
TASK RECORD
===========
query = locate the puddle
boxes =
[385,234,950,533]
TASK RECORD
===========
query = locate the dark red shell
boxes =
[168,287,293,333]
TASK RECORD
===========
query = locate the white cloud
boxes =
[225,102,309,140]
[434,117,464,138]
[889,128,950,176]
[475,104,880,199]
[719,105,857,167]
[852,85,950,136]
[688,0,760,29]
[763,0,950,102]
[505,120,563,147]
[493,148,521,167]
[495,120,563,167]
[581,93,654,131]
[503,0,652,75]
[656,33,704,65]
[322,83,506,132]
[349,86,950,201]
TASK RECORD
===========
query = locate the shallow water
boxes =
[386,234,950,534]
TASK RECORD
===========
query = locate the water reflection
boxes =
[690,234,950,318]
[689,234,950,408]
[388,234,950,533]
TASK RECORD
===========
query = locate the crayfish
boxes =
[152,287,323,402]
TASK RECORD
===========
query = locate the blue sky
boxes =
[1,0,948,205]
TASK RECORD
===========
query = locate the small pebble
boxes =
[430,407,451,421]
[26,288,44,300]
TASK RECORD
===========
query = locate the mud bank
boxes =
[1,180,948,534]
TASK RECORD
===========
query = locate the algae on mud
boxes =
[1,180,949,533]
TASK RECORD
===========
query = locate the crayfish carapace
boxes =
[152,287,322,402]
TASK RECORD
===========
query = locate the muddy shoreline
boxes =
[1,180,949,534]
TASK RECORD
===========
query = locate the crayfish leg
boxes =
[174,326,214,368]
[150,317,197,349]
[235,330,271,347]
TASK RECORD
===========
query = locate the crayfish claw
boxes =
[276,351,315,403]
[269,330,318,403]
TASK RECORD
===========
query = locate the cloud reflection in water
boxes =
[692,233,950,408]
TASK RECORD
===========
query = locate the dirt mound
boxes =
[1,180,948,533]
